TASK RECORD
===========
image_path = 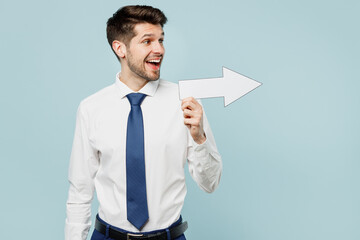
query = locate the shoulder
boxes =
[157,79,179,95]
[158,79,178,88]
[150,79,184,111]
[78,83,117,113]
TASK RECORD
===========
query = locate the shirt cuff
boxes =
[65,218,91,240]
[191,137,213,158]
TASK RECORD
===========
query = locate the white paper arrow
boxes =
[178,67,262,106]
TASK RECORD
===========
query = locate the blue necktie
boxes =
[126,93,149,230]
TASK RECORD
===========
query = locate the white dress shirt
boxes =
[65,73,222,240]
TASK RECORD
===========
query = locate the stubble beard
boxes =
[127,52,161,82]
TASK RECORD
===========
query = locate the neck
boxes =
[119,66,149,92]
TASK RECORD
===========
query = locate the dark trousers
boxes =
[91,214,186,240]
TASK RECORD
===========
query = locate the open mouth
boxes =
[145,58,161,70]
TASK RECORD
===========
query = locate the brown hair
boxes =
[106,5,167,59]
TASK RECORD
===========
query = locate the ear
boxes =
[112,40,127,59]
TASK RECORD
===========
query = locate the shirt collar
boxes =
[115,72,159,99]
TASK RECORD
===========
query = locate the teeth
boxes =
[147,59,161,63]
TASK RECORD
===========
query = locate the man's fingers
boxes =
[181,97,206,144]
[184,118,199,126]
[181,97,197,111]
[183,109,202,123]
[181,102,196,111]
[182,98,203,125]
[182,96,195,103]
[183,108,194,118]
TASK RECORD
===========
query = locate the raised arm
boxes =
[182,97,222,193]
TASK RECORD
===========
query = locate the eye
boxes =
[159,39,164,44]
[142,40,150,44]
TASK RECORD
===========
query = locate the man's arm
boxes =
[65,102,99,240]
[182,97,222,193]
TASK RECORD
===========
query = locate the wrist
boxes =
[194,133,206,144]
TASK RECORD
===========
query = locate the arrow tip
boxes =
[222,67,262,107]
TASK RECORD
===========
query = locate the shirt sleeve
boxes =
[65,102,99,240]
[187,109,222,193]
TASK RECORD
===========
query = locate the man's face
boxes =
[125,23,165,82]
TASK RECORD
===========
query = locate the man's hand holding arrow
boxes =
[181,97,207,145]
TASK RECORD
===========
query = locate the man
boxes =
[65,5,222,240]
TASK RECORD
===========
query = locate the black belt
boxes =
[95,218,188,240]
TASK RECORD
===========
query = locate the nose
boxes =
[152,41,165,55]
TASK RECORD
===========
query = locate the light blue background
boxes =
[1,0,359,239]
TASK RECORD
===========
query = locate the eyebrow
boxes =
[140,32,165,39]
